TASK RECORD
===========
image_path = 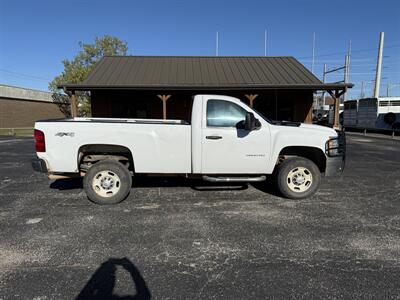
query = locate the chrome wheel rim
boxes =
[287,167,313,193]
[92,170,121,198]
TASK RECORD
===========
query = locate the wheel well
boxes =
[78,144,134,172]
[278,146,326,173]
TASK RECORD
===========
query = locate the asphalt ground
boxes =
[0,134,399,299]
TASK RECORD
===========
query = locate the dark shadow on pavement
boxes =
[250,176,282,198]
[191,184,248,191]
[76,257,151,300]
[133,176,248,191]
[50,175,248,192]
[50,177,83,190]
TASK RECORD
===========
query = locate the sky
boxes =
[0,0,399,99]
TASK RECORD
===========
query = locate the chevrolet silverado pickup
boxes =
[32,94,345,204]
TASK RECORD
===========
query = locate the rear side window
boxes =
[206,100,246,127]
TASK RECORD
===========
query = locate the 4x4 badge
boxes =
[55,132,75,137]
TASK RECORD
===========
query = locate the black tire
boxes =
[392,122,400,130]
[276,157,321,199]
[83,160,132,205]
[384,112,396,125]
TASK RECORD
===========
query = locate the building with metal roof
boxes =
[59,56,352,126]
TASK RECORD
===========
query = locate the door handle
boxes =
[206,135,222,140]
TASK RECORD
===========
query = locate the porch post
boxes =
[327,89,344,129]
[244,94,258,108]
[157,94,171,119]
[70,90,78,118]
[333,90,340,129]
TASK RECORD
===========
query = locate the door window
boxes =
[206,100,246,127]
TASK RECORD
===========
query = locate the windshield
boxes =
[251,108,273,123]
[240,101,272,123]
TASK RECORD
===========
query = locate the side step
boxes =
[202,175,266,183]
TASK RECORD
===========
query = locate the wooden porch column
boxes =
[70,91,78,118]
[333,91,340,129]
[327,89,345,129]
[157,94,171,119]
[244,94,258,108]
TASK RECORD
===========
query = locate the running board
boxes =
[202,175,266,183]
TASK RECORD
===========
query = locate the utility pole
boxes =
[264,29,267,56]
[346,40,352,100]
[347,40,352,82]
[311,32,316,74]
[322,64,327,106]
[216,32,219,56]
[361,81,365,99]
[323,60,347,127]
[344,54,350,101]
[374,32,384,98]
[387,83,390,97]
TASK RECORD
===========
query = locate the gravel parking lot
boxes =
[0,134,400,299]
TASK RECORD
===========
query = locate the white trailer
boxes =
[343,97,400,130]
[343,100,357,126]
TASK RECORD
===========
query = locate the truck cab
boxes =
[32,94,346,204]
[191,95,270,174]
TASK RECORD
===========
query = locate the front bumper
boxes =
[31,158,48,173]
[325,155,345,176]
[325,130,346,176]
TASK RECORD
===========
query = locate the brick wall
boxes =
[0,97,66,128]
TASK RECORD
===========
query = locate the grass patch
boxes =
[0,128,33,136]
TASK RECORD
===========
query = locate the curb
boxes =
[346,131,400,141]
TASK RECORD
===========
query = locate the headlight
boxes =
[326,137,340,156]
[327,138,339,149]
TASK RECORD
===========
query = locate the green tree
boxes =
[49,35,128,116]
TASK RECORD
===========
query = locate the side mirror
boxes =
[244,112,260,131]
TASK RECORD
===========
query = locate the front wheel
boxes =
[83,160,132,205]
[276,157,321,199]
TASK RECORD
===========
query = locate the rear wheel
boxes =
[83,160,132,205]
[392,122,400,130]
[276,157,321,199]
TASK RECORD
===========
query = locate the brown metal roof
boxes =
[60,56,353,91]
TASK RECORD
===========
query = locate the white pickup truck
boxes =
[32,94,345,204]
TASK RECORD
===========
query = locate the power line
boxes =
[0,69,51,81]
[297,44,400,60]
[327,72,400,76]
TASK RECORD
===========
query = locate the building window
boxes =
[206,99,246,127]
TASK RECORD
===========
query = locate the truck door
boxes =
[201,98,269,174]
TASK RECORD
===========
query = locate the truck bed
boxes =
[38,117,189,125]
[35,118,192,174]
